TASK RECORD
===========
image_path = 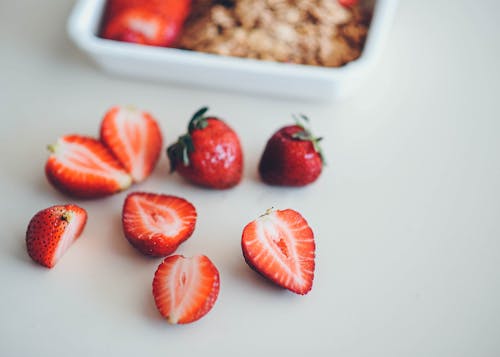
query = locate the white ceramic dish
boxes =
[67,0,397,100]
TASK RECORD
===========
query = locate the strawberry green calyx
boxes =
[47,143,58,154]
[167,107,212,172]
[167,134,194,172]
[291,114,325,164]
[188,106,210,132]
[259,207,276,217]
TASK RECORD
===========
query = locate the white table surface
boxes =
[1,1,499,356]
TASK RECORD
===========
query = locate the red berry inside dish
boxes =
[101,0,191,47]
[338,0,359,8]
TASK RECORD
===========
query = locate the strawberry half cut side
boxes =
[45,135,132,198]
[241,209,316,295]
[26,204,88,268]
[152,255,220,324]
[122,192,197,257]
[100,106,163,182]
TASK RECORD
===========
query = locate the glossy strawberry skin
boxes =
[103,0,190,22]
[179,118,243,189]
[122,192,197,257]
[45,135,132,198]
[168,109,243,189]
[101,0,191,47]
[101,8,179,47]
[152,254,220,324]
[26,204,88,268]
[100,106,163,183]
[259,125,323,186]
[338,0,359,7]
[241,209,315,295]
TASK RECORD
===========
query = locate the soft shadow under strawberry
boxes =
[107,212,142,260]
[142,286,165,324]
[230,257,289,294]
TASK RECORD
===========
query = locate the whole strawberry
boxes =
[26,204,88,268]
[338,0,358,8]
[167,107,243,189]
[258,115,324,186]
[101,0,191,47]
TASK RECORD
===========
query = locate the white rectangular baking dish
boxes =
[67,0,397,100]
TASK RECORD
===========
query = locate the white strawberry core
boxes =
[168,256,200,324]
[52,210,85,266]
[139,204,182,238]
[126,194,192,240]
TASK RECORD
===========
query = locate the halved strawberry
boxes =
[26,204,88,268]
[241,208,316,295]
[122,192,197,257]
[100,106,163,182]
[153,254,220,324]
[45,135,132,198]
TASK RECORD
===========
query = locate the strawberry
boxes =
[152,254,220,324]
[45,135,132,198]
[103,0,190,22]
[122,192,197,257]
[102,0,148,20]
[101,0,191,47]
[338,0,359,7]
[100,106,163,183]
[258,115,324,186]
[241,208,315,295]
[167,107,243,189]
[26,204,88,268]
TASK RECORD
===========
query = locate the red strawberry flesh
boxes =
[241,209,315,295]
[122,192,197,257]
[153,254,220,324]
[26,204,88,268]
[100,106,163,182]
[45,135,132,198]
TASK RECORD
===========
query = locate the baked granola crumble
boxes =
[177,0,372,67]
